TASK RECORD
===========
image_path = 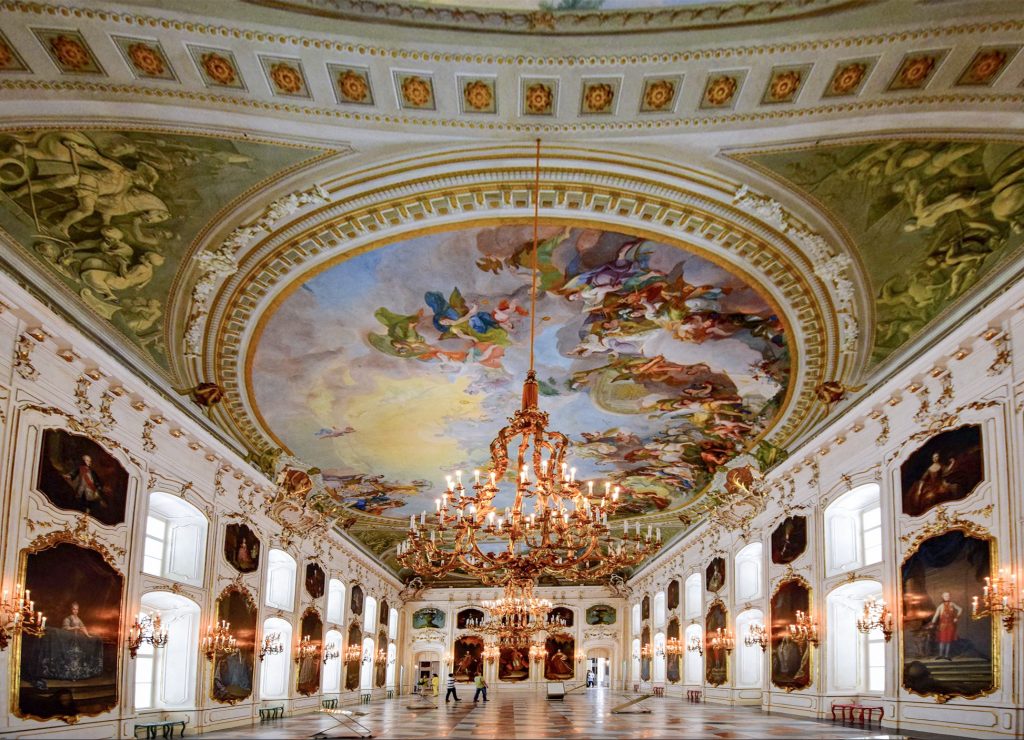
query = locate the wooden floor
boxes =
[200,689,941,739]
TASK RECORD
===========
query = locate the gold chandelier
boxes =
[396,141,661,587]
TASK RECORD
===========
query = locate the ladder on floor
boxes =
[610,694,653,714]
[310,707,374,738]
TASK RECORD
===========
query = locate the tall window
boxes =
[735,543,763,602]
[684,624,702,684]
[653,592,666,628]
[826,581,885,694]
[323,628,343,693]
[327,579,346,624]
[259,617,292,699]
[824,484,882,575]
[365,595,378,629]
[141,493,207,586]
[134,592,200,710]
[684,574,701,619]
[265,549,297,611]
[735,609,764,688]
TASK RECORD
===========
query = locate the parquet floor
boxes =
[201,689,936,739]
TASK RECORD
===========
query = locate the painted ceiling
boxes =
[0,129,329,376]
[251,224,788,522]
[739,139,1024,365]
[0,0,1022,581]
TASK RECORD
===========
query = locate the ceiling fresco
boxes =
[251,224,790,553]
[0,129,327,375]
[738,138,1024,365]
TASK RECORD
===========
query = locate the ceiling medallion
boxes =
[396,141,661,588]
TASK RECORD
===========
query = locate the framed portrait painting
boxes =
[706,557,726,593]
[771,515,807,564]
[211,586,256,703]
[901,528,995,700]
[297,608,323,696]
[770,578,812,691]
[901,425,984,518]
[36,429,129,526]
[17,541,123,721]
[305,562,325,599]
[545,633,575,681]
[223,523,260,573]
[705,600,728,686]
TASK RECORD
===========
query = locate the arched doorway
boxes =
[584,646,612,688]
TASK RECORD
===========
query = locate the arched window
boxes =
[684,574,702,619]
[631,603,641,634]
[326,579,346,625]
[735,609,764,688]
[735,543,763,602]
[142,493,207,586]
[364,595,378,629]
[360,636,375,691]
[265,550,296,611]
[826,581,886,693]
[653,632,666,683]
[388,607,399,640]
[631,637,641,682]
[824,484,882,576]
[684,624,703,684]
[259,617,292,699]
[134,592,200,710]
[323,628,343,693]
[385,642,397,688]
[653,591,666,628]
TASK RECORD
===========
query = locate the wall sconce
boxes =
[202,620,238,662]
[259,632,284,662]
[856,597,894,642]
[787,610,819,648]
[973,568,1022,633]
[0,584,46,651]
[708,628,735,655]
[322,641,340,663]
[128,612,168,659]
[744,624,768,652]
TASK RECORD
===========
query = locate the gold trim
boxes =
[899,524,998,703]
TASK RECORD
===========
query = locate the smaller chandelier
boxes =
[344,642,363,662]
[0,583,46,651]
[973,568,1022,633]
[856,597,894,641]
[128,612,169,659]
[665,636,684,656]
[708,628,735,654]
[322,641,341,663]
[202,619,238,661]
[787,610,819,648]
[259,632,284,661]
[744,623,768,652]
[529,642,546,663]
[483,643,500,664]
[686,634,703,656]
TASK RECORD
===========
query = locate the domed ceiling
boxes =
[250,224,789,521]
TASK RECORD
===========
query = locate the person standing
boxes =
[444,672,460,703]
[929,591,963,660]
[473,672,488,702]
[431,673,439,697]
